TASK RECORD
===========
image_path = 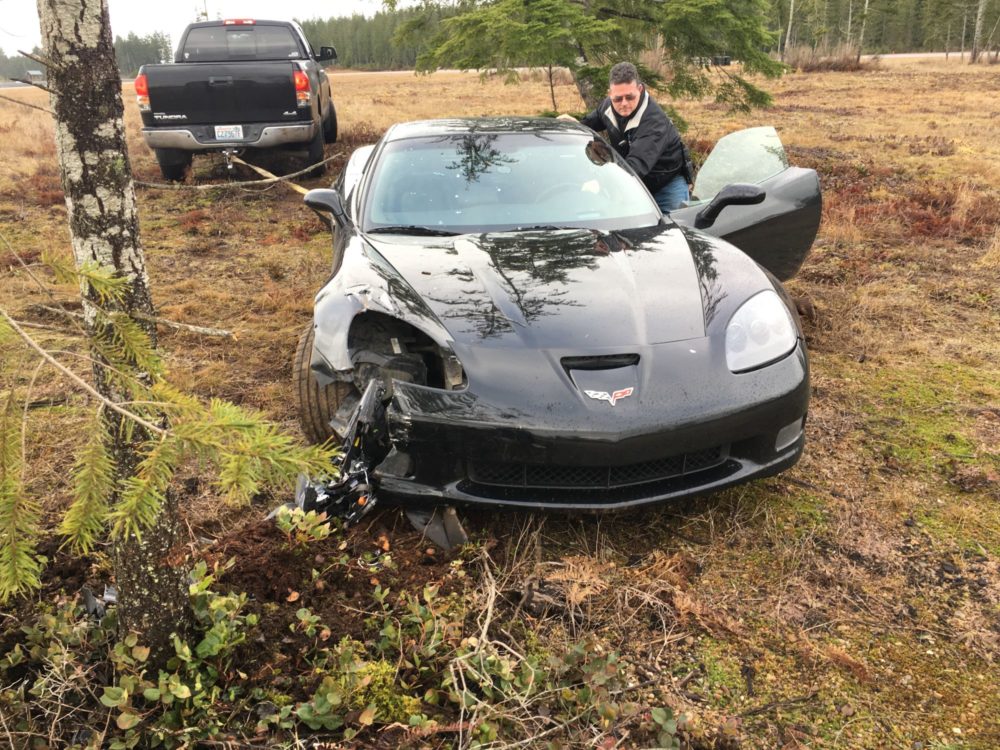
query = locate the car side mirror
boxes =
[694,183,766,229]
[317,46,337,62]
[305,188,349,228]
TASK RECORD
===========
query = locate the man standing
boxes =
[562,62,695,212]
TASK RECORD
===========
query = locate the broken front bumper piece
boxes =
[295,379,387,525]
[293,378,470,549]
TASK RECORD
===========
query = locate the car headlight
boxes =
[725,290,797,372]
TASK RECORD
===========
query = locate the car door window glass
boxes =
[691,127,789,204]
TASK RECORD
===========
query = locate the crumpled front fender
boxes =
[311,235,456,385]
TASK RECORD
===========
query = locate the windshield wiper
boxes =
[366,225,459,237]
[511,224,580,231]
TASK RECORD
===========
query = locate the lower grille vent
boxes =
[467,446,728,490]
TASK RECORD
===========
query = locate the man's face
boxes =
[609,81,643,117]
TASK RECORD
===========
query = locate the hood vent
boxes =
[561,354,639,372]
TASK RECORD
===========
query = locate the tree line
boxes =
[775,0,998,58]
[1,33,171,80]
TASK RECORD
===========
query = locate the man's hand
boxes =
[557,113,578,122]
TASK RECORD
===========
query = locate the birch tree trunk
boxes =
[961,10,968,60]
[846,0,854,47]
[36,0,188,664]
[855,0,871,62]
[784,0,797,60]
[970,0,987,62]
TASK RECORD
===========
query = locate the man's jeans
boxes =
[653,174,690,213]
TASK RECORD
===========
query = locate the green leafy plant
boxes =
[274,505,336,548]
[651,705,682,748]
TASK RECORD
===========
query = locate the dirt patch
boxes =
[209,509,464,643]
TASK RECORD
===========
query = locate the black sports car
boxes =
[293,118,820,515]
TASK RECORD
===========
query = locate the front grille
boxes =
[467,446,728,490]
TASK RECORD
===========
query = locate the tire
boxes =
[306,127,326,178]
[154,148,192,181]
[323,102,338,144]
[293,323,355,445]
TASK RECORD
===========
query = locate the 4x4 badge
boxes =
[584,387,634,406]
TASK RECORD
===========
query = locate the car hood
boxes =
[364,225,706,350]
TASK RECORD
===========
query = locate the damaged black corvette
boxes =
[292,118,821,521]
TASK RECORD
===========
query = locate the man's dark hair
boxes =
[609,62,640,87]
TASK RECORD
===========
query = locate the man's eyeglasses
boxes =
[611,93,639,104]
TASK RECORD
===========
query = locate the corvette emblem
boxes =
[584,387,634,406]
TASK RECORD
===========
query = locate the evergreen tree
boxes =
[392,0,784,111]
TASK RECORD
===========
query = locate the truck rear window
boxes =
[181,26,303,62]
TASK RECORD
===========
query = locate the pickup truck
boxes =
[135,19,337,180]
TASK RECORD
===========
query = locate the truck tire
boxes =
[294,323,355,445]
[154,148,192,181]
[323,103,338,144]
[305,127,326,179]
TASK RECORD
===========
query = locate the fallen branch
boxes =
[0,232,88,339]
[0,306,166,437]
[740,690,818,717]
[784,475,850,500]
[33,303,234,339]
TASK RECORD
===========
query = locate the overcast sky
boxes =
[0,0,382,56]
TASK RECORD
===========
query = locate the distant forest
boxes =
[1,0,996,81]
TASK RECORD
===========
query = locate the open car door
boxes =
[668,127,821,281]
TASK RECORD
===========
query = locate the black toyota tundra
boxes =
[135,19,337,180]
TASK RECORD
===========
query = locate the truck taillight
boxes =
[134,73,150,112]
[223,19,255,25]
[294,70,311,107]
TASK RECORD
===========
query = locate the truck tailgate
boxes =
[145,62,301,125]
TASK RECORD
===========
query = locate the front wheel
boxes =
[293,323,356,445]
[154,148,192,181]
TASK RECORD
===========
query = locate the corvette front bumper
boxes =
[372,341,809,510]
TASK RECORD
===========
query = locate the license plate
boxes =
[214,124,243,140]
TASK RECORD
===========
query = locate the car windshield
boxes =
[362,131,661,234]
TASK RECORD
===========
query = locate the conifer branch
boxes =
[0,391,43,600]
[0,307,166,437]
[0,232,89,340]
[61,411,115,553]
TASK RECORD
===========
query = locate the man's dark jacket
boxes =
[580,90,694,194]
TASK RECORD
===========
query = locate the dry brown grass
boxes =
[2,62,1000,749]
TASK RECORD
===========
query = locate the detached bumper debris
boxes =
[295,379,387,525]
[81,584,118,618]
[405,506,469,549]
[290,378,470,548]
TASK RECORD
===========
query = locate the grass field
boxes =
[1,59,999,748]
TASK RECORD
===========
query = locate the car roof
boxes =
[384,117,594,142]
